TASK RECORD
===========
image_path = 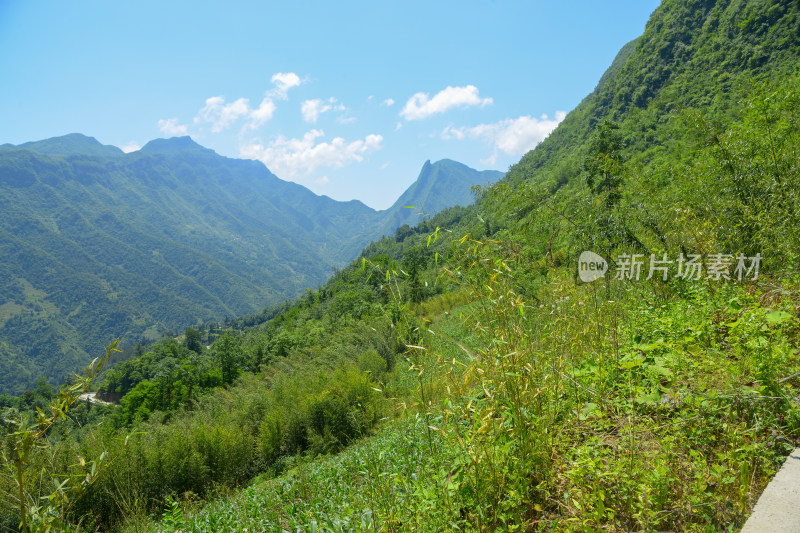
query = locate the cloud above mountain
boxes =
[161,72,303,135]
[301,97,346,123]
[158,118,188,136]
[269,72,302,99]
[240,130,383,180]
[401,85,492,120]
[442,111,566,163]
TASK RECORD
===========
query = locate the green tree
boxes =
[33,378,54,401]
[402,245,428,303]
[183,327,203,355]
[583,119,625,208]
[215,331,243,384]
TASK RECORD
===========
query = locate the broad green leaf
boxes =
[766,310,792,324]
[620,356,645,369]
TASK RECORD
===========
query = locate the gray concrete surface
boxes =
[77,392,112,406]
[741,449,800,532]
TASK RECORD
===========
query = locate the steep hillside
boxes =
[502,0,800,194]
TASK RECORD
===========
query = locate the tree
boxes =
[215,331,243,384]
[33,378,54,401]
[582,119,626,208]
[402,245,428,303]
[183,327,203,355]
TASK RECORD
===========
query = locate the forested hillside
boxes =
[503,0,800,193]
[0,136,495,394]
[1,0,799,531]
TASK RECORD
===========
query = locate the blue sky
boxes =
[0,1,660,209]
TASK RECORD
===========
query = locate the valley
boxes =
[0,139,499,394]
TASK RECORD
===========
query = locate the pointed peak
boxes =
[419,159,468,175]
[417,159,435,179]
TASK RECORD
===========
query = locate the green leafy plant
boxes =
[1,340,118,532]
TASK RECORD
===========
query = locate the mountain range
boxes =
[0,136,501,394]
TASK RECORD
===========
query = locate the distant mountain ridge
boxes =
[0,134,501,394]
[378,159,503,235]
[0,133,124,157]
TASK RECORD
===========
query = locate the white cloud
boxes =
[400,85,492,120]
[301,99,325,123]
[121,142,141,153]
[301,97,345,123]
[195,96,250,132]
[314,176,330,185]
[270,72,301,99]
[395,122,403,131]
[157,118,188,136]
[240,130,383,180]
[194,95,279,132]
[162,72,303,138]
[383,98,395,107]
[249,98,277,129]
[189,72,301,133]
[442,111,566,161]
[440,127,465,141]
[480,153,498,166]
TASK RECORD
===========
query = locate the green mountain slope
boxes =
[0,139,498,394]
[503,0,800,193]
[376,159,503,236]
